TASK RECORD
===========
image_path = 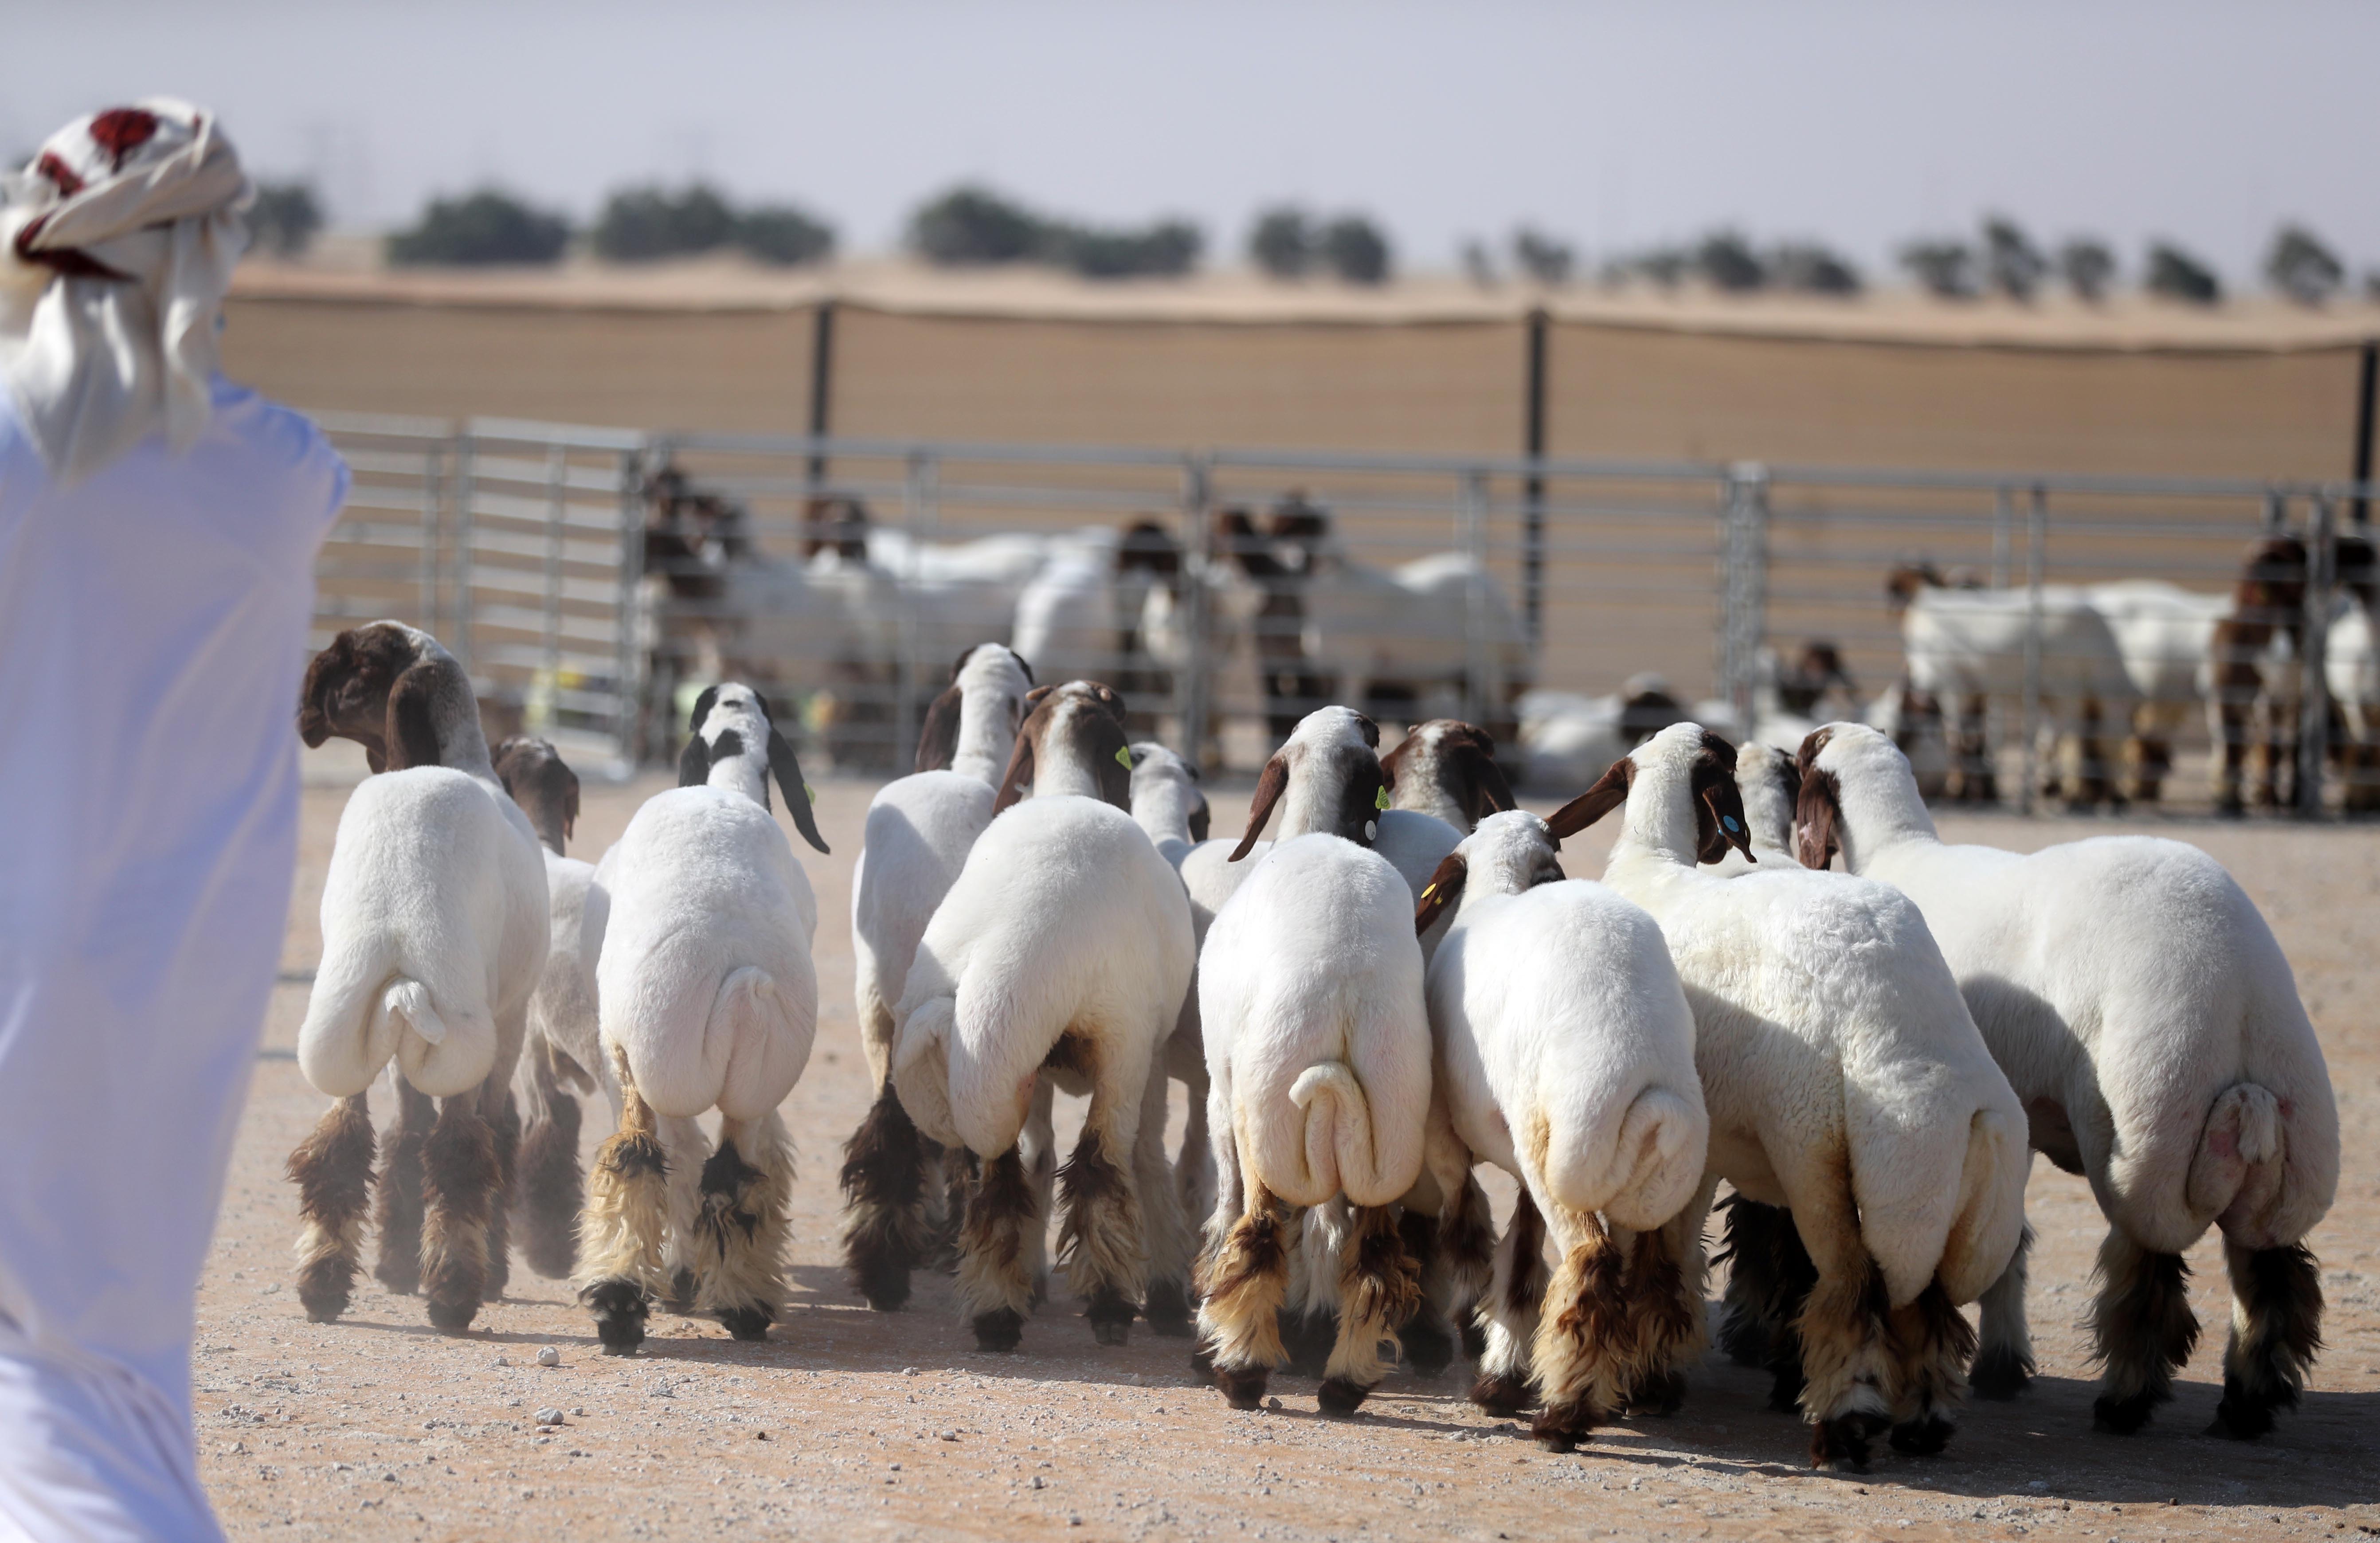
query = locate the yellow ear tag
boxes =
[1419,882,1437,900]
[1116,746,1135,768]
[805,783,817,803]
[1374,787,1392,811]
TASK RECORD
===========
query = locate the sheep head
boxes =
[492,736,580,855]
[1381,719,1515,831]
[992,680,1131,815]
[1230,705,1385,861]
[678,682,830,853]
[297,621,465,774]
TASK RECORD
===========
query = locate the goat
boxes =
[1558,725,2028,1468]
[577,685,829,1352]
[1412,812,1709,1450]
[285,624,550,1333]
[1799,721,2339,1439]
[1194,707,1433,1417]
[840,643,1037,1312]
[889,682,1197,1351]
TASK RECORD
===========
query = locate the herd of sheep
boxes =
[280,615,2337,1474]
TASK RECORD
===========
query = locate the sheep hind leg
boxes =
[1392,1205,1457,1379]
[838,1085,929,1312]
[695,1112,792,1342]
[1130,1061,1195,1339]
[481,1085,520,1301]
[658,1114,711,1314]
[1056,1120,1146,1347]
[1019,1079,1058,1308]
[1614,1209,1707,1418]
[2210,1239,2323,1440]
[1280,1200,1346,1378]
[372,1076,434,1295]
[1969,1222,2036,1399]
[1886,1281,1977,1456]
[286,1093,376,1322]
[1195,1186,1295,1410]
[1471,1189,1550,1418]
[1438,1172,1495,1363]
[2088,1229,2198,1434]
[1316,1203,1421,1417]
[1789,1186,1894,1471]
[418,1093,501,1334]
[1713,1193,1788,1367]
[1528,1209,1627,1451]
[578,1061,670,1355]
[514,1045,586,1280]
[958,1147,1039,1351]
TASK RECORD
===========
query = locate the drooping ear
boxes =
[1353,713,1381,750]
[951,646,979,683]
[1412,852,1468,936]
[384,662,445,772]
[1546,757,1633,842]
[1695,780,1756,865]
[992,724,1037,815]
[1796,767,1841,870]
[687,685,720,736]
[560,761,580,842]
[1795,725,1836,779]
[1188,797,1211,844]
[1229,752,1290,861]
[296,638,348,748]
[1090,711,1133,811]
[677,729,712,788]
[1011,648,1034,685]
[1459,740,1517,820]
[914,685,965,773]
[769,728,830,854]
[1022,684,1054,710]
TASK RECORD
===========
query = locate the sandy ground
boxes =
[192,770,2380,1542]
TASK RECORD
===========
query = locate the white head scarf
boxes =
[0,100,252,484]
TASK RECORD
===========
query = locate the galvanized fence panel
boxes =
[307,410,2376,815]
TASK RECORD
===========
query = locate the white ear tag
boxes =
[1364,819,1377,840]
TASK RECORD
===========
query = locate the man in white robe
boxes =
[0,102,348,1541]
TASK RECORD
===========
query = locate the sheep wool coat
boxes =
[0,380,347,1541]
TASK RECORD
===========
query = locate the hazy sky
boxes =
[12,1,2376,282]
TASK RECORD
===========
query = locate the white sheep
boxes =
[489,737,609,1282]
[1556,724,2028,1468]
[1797,721,2339,1439]
[576,684,830,1353]
[889,682,1197,1351]
[1194,706,1433,1417]
[1411,811,1709,1450]
[2086,579,2234,803]
[840,643,1036,1311]
[285,623,551,1334]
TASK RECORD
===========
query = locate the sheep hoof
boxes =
[972,1308,1025,1352]
[583,1277,650,1355]
[1315,1377,1373,1418]
[1397,1316,1456,1379]
[1142,1277,1195,1339]
[1213,1363,1270,1410]
[1468,1371,1533,1418]
[1085,1288,1135,1346]
[1968,1345,2033,1401]
[2090,1388,2164,1435]
[718,1305,773,1343]
[1457,1318,1487,1362]
[1888,1415,1954,1456]
[294,1263,354,1324]
[1621,1370,1687,1417]
[424,1294,481,1335]
[1809,1410,1887,1471]
[851,1258,912,1314]
[1531,1396,1597,1451]
[2208,1377,2279,1441]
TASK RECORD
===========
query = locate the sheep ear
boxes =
[1189,799,1211,844]
[384,661,444,772]
[769,728,830,854]
[1697,783,1755,865]
[1413,853,1467,936]
[992,727,1036,815]
[1796,768,1841,870]
[1461,741,1517,818]
[677,730,712,789]
[1011,648,1035,685]
[1229,752,1289,861]
[1095,717,1133,811]
[915,685,965,773]
[688,685,720,736]
[296,637,348,748]
[1546,758,1632,842]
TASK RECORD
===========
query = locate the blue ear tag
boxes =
[1116,746,1134,768]
[1374,787,1392,811]
[1723,816,1741,834]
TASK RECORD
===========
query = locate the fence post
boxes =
[2019,484,2047,815]
[1989,483,2013,590]
[452,430,477,678]
[540,443,567,732]
[807,299,836,489]
[1521,306,1549,649]
[896,450,938,768]
[1461,468,1491,728]
[1179,453,1214,767]
[2298,494,2337,816]
[1718,464,1769,732]
[419,441,444,636]
[614,445,649,768]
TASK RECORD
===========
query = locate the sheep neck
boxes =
[950,691,1016,787]
[1131,780,1201,846]
[707,753,771,808]
[1833,766,1941,874]
[1274,775,1347,842]
[1606,771,1703,870]
[1031,753,1106,801]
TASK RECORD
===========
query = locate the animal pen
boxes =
[310,411,2379,816]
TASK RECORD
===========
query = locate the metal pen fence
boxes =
[306,412,2377,815]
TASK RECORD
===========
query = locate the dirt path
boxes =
[192,772,2380,1541]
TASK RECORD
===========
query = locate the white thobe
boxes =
[0,378,346,1541]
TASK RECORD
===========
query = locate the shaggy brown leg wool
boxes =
[287,1093,376,1323]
